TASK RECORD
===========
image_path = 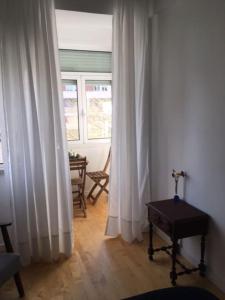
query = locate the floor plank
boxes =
[1,195,225,299]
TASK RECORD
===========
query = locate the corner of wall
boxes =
[181,247,225,294]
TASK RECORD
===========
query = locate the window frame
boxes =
[61,72,112,145]
[62,74,83,144]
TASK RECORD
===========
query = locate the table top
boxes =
[146,199,209,224]
[0,222,12,227]
[69,155,88,171]
[69,154,84,161]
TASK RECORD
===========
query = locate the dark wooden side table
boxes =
[146,199,209,286]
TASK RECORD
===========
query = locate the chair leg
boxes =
[83,196,87,209]
[14,273,25,298]
[77,185,86,217]
[87,182,98,200]
[79,185,87,210]
[78,186,82,208]
[92,179,109,205]
[101,179,109,194]
[80,195,87,217]
[81,187,87,209]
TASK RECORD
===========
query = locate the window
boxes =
[62,80,80,141]
[62,73,112,143]
[85,80,112,140]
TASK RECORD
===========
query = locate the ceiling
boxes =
[55,10,112,52]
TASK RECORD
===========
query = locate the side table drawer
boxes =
[174,217,208,239]
[149,209,172,236]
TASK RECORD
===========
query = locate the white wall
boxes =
[55,0,113,15]
[0,170,12,250]
[0,72,12,248]
[151,0,225,291]
[55,10,112,51]
[0,62,12,224]
[55,0,154,18]
[0,172,12,223]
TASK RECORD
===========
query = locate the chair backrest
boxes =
[103,147,111,173]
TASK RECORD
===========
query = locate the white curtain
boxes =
[106,0,151,242]
[0,0,72,264]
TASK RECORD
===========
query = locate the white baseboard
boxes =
[155,228,171,244]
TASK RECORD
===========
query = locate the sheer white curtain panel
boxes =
[0,0,72,264]
[106,0,151,242]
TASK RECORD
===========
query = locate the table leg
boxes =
[148,222,154,261]
[170,239,178,286]
[199,235,206,277]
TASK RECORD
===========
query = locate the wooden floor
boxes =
[1,195,225,300]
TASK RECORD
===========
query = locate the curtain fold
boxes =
[0,0,72,264]
[105,0,151,242]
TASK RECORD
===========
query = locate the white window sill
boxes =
[68,139,111,146]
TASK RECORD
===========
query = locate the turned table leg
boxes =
[148,222,154,261]
[199,235,206,277]
[170,239,178,286]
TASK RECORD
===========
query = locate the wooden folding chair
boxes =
[86,148,111,205]
[70,156,87,217]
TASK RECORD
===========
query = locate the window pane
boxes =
[62,80,80,141]
[85,80,112,140]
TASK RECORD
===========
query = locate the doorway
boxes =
[55,10,112,219]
